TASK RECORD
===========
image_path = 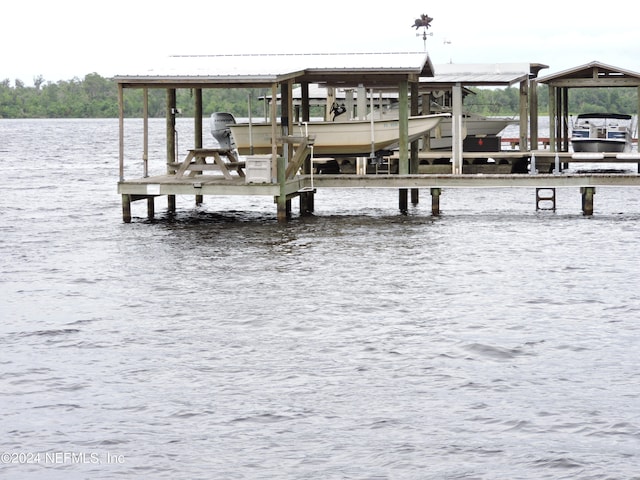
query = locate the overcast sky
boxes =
[2,0,638,85]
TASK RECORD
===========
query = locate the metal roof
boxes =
[114,52,435,88]
[420,63,545,87]
[536,60,640,87]
[241,63,547,105]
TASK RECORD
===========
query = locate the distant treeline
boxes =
[1,73,638,118]
[464,85,638,117]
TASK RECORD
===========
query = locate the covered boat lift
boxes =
[263,62,548,175]
[115,52,437,221]
[416,62,548,173]
[115,55,640,221]
[536,61,640,153]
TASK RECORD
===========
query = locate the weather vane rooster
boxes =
[412,13,434,51]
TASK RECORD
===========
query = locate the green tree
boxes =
[0,73,637,119]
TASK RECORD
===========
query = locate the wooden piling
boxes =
[581,187,595,215]
[147,197,155,219]
[430,188,441,216]
[122,194,131,223]
[277,157,288,222]
[399,188,408,213]
[410,82,420,205]
[166,89,177,213]
[195,88,204,206]
[300,191,314,215]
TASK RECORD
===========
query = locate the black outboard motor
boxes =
[210,112,236,150]
[330,102,347,121]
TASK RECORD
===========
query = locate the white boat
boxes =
[369,106,516,150]
[571,113,634,153]
[213,113,449,156]
[244,84,513,152]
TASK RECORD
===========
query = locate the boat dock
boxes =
[115,55,640,222]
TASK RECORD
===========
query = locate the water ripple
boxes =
[2,119,640,479]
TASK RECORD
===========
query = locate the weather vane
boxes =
[412,13,434,51]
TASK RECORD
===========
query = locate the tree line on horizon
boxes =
[1,73,638,119]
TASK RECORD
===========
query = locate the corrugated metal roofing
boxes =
[536,60,640,84]
[424,63,535,86]
[114,52,433,85]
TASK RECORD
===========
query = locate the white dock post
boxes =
[553,152,560,174]
[529,152,538,174]
[451,83,464,174]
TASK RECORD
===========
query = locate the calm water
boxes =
[1,119,639,479]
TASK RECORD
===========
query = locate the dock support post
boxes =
[451,84,464,174]
[431,188,441,216]
[194,89,203,207]
[166,89,177,215]
[529,152,538,174]
[581,187,595,215]
[399,189,408,214]
[553,153,561,174]
[300,145,314,216]
[300,191,314,216]
[410,81,420,206]
[411,189,419,205]
[122,194,131,223]
[147,197,155,220]
[277,156,288,222]
[398,80,409,214]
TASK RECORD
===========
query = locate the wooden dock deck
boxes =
[118,159,640,221]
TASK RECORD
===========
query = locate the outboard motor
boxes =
[210,112,236,150]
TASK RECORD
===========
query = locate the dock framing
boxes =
[115,55,640,222]
[119,164,640,220]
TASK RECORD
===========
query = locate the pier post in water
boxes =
[398,80,409,213]
[299,153,315,216]
[194,88,204,206]
[147,197,155,220]
[399,189,408,213]
[430,188,441,216]
[277,156,288,222]
[300,191,314,216]
[581,187,595,215]
[122,194,132,223]
[410,81,420,205]
[166,89,177,213]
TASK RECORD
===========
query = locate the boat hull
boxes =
[228,114,449,156]
[430,117,515,149]
[371,109,515,150]
[571,139,628,153]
